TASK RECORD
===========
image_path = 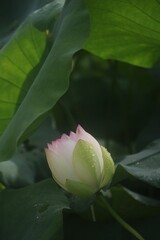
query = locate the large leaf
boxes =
[0,23,46,134]
[0,179,69,240]
[0,0,64,135]
[0,0,90,161]
[110,186,160,219]
[112,140,160,188]
[85,0,160,67]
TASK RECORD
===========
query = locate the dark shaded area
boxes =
[64,212,160,240]
[0,0,36,45]
[54,51,160,156]
[0,0,53,47]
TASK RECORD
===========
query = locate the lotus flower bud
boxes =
[45,125,114,198]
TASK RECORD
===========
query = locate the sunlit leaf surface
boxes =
[85,0,160,67]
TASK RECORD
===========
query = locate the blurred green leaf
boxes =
[0,148,50,188]
[85,0,160,67]
[0,182,5,191]
[0,0,90,161]
[110,186,160,219]
[112,140,160,188]
[0,179,69,240]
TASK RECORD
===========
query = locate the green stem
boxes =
[90,204,96,222]
[97,194,144,240]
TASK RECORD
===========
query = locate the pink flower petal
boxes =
[69,131,78,141]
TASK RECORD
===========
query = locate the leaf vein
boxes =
[104,9,160,37]
[128,0,160,25]
[0,77,21,89]
[0,99,19,105]
[104,23,160,44]
[2,54,27,76]
[15,38,35,68]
